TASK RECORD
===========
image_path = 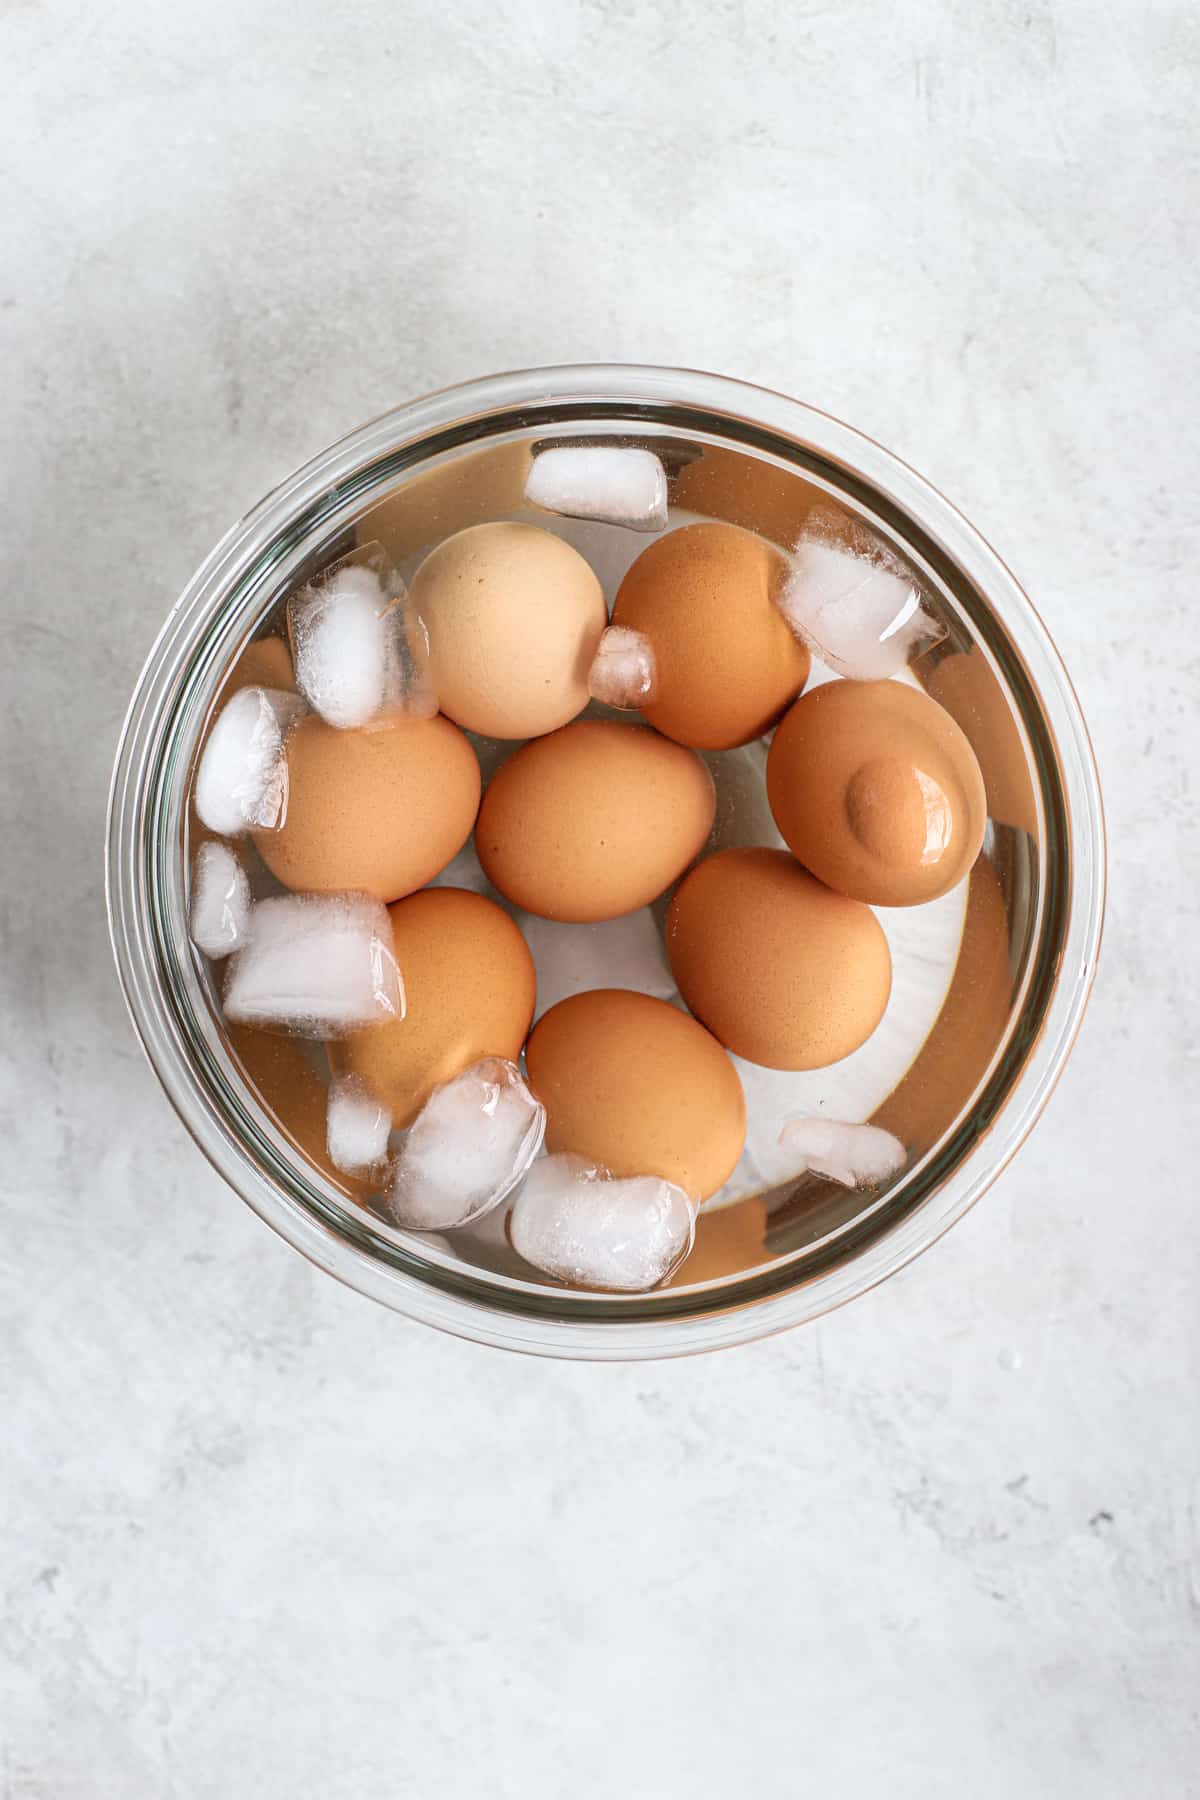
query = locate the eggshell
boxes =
[476,720,716,922]
[408,522,607,739]
[339,888,536,1128]
[667,848,892,1070]
[610,522,810,749]
[524,989,746,1201]
[253,712,480,903]
[766,680,987,905]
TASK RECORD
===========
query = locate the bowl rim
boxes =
[106,362,1106,1360]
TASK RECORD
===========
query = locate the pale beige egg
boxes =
[408,522,607,739]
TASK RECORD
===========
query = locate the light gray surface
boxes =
[3,2,1197,1795]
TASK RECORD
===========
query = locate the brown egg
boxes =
[610,522,810,749]
[408,522,607,739]
[338,888,536,1127]
[667,848,892,1070]
[525,989,746,1201]
[254,712,480,903]
[476,720,716,922]
[766,680,987,906]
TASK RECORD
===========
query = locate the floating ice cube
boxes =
[223,892,404,1037]
[288,565,434,731]
[587,625,657,709]
[194,685,305,836]
[778,1116,906,1188]
[525,446,669,533]
[326,1074,392,1176]
[509,1154,696,1292]
[776,511,944,681]
[386,1058,545,1231]
[189,841,252,959]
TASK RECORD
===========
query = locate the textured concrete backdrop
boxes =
[3,2,1198,1795]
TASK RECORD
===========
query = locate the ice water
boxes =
[185,434,1020,1290]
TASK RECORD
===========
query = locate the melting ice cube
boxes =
[326,1074,392,1176]
[778,1116,906,1188]
[189,841,252,959]
[194,685,305,836]
[223,892,404,1037]
[508,1153,696,1292]
[524,445,669,533]
[776,510,944,681]
[288,565,434,731]
[386,1058,545,1231]
[587,625,657,709]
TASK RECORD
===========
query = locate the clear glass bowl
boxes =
[106,365,1104,1359]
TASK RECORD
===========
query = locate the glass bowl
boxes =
[106,365,1104,1359]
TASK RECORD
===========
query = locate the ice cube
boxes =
[223,892,404,1037]
[189,841,252,959]
[326,1074,392,1176]
[386,1058,545,1231]
[524,446,669,533]
[778,1116,906,1188]
[288,565,434,731]
[194,685,305,836]
[776,511,944,681]
[587,625,657,709]
[509,1154,696,1292]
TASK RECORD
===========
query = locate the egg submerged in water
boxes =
[339,887,536,1127]
[525,989,747,1201]
[766,680,987,906]
[667,847,893,1071]
[611,521,810,749]
[476,719,716,922]
[253,712,481,903]
[407,522,607,740]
